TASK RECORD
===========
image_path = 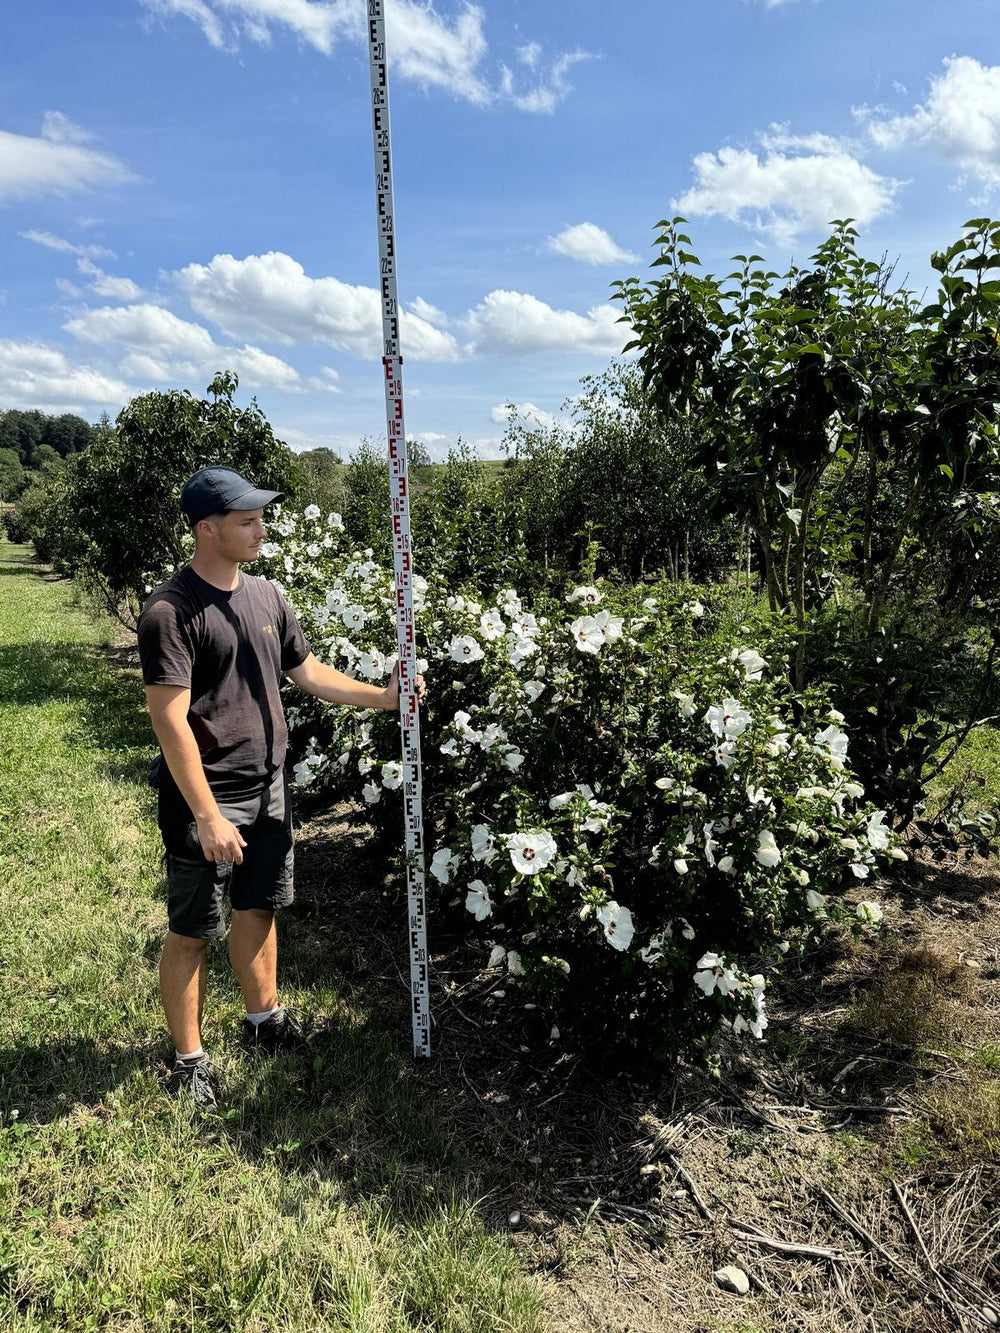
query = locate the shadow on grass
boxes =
[0,1037,159,1128]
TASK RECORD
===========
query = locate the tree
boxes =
[295,447,343,515]
[24,373,302,628]
[0,448,26,501]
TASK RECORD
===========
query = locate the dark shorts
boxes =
[158,769,294,940]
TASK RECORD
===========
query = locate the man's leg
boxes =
[160,931,209,1054]
[228,908,279,1014]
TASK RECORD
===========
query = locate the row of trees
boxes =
[0,409,98,501]
[9,217,1000,826]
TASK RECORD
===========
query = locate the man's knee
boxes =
[165,930,210,955]
[232,907,274,923]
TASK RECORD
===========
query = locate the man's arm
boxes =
[285,653,424,709]
[144,684,247,865]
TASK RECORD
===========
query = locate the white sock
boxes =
[246,1007,281,1026]
[175,1046,205,1062]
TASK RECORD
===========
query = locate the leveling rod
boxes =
[366,0,431,1057]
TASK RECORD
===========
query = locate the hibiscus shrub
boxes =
[260,506,904,1062]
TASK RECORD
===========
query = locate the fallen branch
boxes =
[730,1219,857,1263]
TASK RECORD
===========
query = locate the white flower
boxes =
[503,751,525,771]
[828,708,845,723]
[673,691,696,717]
[480,609,506,641]
[567,585,602,605]
[357,648,386,680]
[449,635,484,664]
[523,680,546,703]
[593,610,624,644]
[304,504,321,520]
[866,809,891,850]
[479,722,506,751]
[685,600,706,617]
[850,862,871,879]
[430,848,459,884]
[260,541,280,558]
[465,881,492,921]
[703,821,718,867]
[453,711,482,743]
[755,830,782,867]
[381,761,403,790]
[794,869,810,886]
[362,781,381,805]
[357,755,375,775]
[673,858,689,875]
[856,900,883,925]
[507,830,558,875]
[839,837,861,852]
[713,741,738,769]
[717,855,735,875]
[341,604,372,631]
[705,698,752,739]
[814,723,849,770]
[508,637,539,668]
[440,737,460,757]
[487,945,506,969]
[888,847,909,861]
[498,588,521,617]
[694,953,741,997]
[293,758,318,784]
[570,615,604,654]
[679,918,695,940]
[327,511,344,529]
[597,902,634,951]
[737,648,767,681]
[805,889,827,911]
[506,951,525,976]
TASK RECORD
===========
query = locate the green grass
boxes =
[0,544,545,1333]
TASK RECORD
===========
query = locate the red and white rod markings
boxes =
[366,0,431,1057]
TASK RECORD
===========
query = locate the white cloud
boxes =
[546,222,638,265]
[0,339,131,411]
[465,290,626,356]
[76,258,145,301]
[408,296,449,326]
[674,124,902,244]
[63,302,302,389]
[173,251,462,361]
[490,401,556,429]
[141,0,588,112]
[0,115,134,204]
[860,56,1000,190]
[19,229,116,260]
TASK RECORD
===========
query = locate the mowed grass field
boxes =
[0,545,544,1333]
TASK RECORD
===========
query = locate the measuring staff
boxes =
[366,0,432,1059]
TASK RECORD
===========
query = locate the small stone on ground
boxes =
[714,1266,750,1296]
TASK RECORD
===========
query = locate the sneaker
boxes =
[167,1054,218,1110]
[240,1007,308,1054]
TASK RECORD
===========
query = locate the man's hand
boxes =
[382,661,426,711]
[195,813,248,865]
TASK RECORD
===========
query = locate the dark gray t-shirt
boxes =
[137,566,312,799]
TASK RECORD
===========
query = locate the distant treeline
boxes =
[0,408,101,501]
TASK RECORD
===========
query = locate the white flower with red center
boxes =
[594,610,624,644]
[506,830,557,875]
[449,635,484,664]
[568,585,602,606]
[597,902,634,951]
[694,952,741,997]
[341,604,375,631]
[479,609,505,641]
[430,848,460,884]
[465,881,493,921]
[570,615,604,654]
[705,698,752,739]
[357,648,386,680]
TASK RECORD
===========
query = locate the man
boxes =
[138,465,423,1109]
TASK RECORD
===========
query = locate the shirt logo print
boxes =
[263,624,274,634]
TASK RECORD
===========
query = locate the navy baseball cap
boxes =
[181,466,284,525]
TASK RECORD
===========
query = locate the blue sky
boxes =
[1,0,999,458]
